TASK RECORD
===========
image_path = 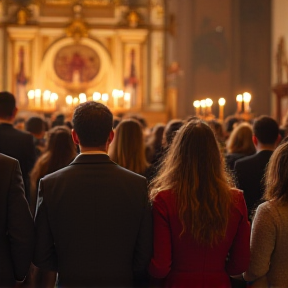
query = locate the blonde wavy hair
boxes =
[109,119,149,175]
[264,141,288,202]
[226,122,255,155]
[150,119,232,246]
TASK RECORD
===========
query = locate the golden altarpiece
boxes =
[0,0,168,124]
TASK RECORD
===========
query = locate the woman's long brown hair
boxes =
[109,119,149,175]
[150,119,232,246]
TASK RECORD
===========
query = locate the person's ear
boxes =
[275,133,282,147]
[252,135,258,147]
[71,129,80,145]
[108,130,114,144]
[12,107,18,119]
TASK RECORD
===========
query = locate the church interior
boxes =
[0,0,288,126]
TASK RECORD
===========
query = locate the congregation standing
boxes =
[0,90,288,287]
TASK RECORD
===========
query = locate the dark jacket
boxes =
[234,150,273,219]
[0,154,34,286]
[33,154,153,287]
[0,123,36,201]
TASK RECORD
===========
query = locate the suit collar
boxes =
[70,153,116,165]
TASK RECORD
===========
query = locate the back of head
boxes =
[224,116,241,134]
[26,116,45,135]
[163,119,184,147]
[150,119,232,246]
[0,91,16,119]
[253,115,279,145]
[226,122,255,155]
[73,101,113,148]
[265,141,288,202]
[109,119,148,174]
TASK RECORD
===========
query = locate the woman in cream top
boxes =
[244,141,288,287]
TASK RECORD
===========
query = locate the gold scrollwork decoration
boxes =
[66,19,89,41]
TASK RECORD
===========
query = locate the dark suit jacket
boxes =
[0,123,36,200]
[234,150,273,218]
[33,154,153,287]
[0,154,34,286]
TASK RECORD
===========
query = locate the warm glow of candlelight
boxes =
[79,93,87,103]
[102,93,109,102]
[35,89,41,98]
[218,98,225,121]
[66,95,73,105]
[243,92,251,102]
[243,92,251,113]
[205,98,213,107]
[93,92,101,101]
[218,98,226,106]
[73,97,79,106]
[27,90,35,99]
[236,94,243,102]
[200,100,206,108]
[193,100,200,108]
[124,92,131,109]
[118,90,124,97]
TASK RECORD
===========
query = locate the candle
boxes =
[73,97,79,107]
[102,93,109,106]
[66,95,73,109]
[27,90,35,108]
[205,98,213,114]
[200,100,206,116]
[193,100,200,116]
[218,98,226,121]
[124,92,131,109]
[243,92,251,113]
[35,89,41,108]
[50,93,58,110]
[112,89,119,109]
[93,92,101,102]
[43,90,51,110]
[79,93,87,103]
[236,94,243,113]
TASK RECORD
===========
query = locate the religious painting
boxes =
[123,44,141,107]
[54,44,101,84]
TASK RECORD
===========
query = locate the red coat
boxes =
[149,189,250,288]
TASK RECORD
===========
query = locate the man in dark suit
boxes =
[0,92,36,201]
[0,153,34,286]
[234,116,280,219]
[33,101,153,287]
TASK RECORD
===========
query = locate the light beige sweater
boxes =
[244,201,288,287]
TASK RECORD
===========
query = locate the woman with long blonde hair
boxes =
[109,119,149,177]
[149,119,250,287]
[225,122,256,171]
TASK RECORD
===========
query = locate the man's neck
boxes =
[256,145,275,153]
[79,146,108,154]
[0,118,13,125]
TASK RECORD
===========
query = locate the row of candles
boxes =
[26,89,132,111]
[65,89,132,110]
[27,89,59,110]
[193,92,252,120]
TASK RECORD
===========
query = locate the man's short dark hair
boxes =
[72,101,113,147]
[0,92,16,118]
[26,117,45,135]
[253,115,279,145]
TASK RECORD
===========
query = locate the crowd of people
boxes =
[1,90,288,288]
